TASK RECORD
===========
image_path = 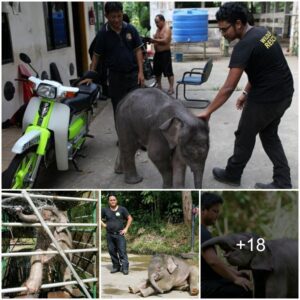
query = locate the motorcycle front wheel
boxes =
[144,77,157,88]
[2,148,40,189]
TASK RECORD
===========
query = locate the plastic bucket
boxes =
[175,52,183,62]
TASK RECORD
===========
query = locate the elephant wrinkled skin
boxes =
[201,232,298,298]
[115,88,209,188]
[16,206,73,295]
[129,254,199,297]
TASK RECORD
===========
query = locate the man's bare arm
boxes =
[202,247,252,291]
[120,215,133,235]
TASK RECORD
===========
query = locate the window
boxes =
[2,13,13,64]
[44,2,70,50]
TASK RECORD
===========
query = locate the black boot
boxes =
[254,182,291,189]
[213,167,241,186]
[110,266,120,273]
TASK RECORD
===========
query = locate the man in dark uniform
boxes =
[201,192,252,298]
[199,3,294,189]
[81,2,144,120]
[101,194,133,275]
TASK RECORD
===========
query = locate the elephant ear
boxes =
[166,256,178,274]
[250,245,274,271]
[159,117,183,150]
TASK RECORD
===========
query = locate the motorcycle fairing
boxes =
[22,97,70,170]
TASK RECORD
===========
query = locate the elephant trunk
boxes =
[149,273,164,294]
[202,236,232,251]
[193,171,203,189]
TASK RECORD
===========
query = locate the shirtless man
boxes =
[151,14,174,95]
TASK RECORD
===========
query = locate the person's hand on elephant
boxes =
[233,275,253,291]
[230,267,250,279]
[237,269,251,280]
[198,109,211,122]
[236,94,247,110]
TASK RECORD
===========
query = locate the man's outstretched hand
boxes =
[198,109,211,122]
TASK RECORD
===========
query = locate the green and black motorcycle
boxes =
[2,53,99,188]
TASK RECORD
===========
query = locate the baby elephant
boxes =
[115,88,209,188]
[202,232,298,298]
[129,254,199,297]
[16,206,73,296]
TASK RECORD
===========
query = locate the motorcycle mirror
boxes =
[19,53,39,78]
[19,53,31,64]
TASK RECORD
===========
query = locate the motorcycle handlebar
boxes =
[72,70,99,86]
[141,36,152,44]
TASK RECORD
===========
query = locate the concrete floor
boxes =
[2,56,298,189]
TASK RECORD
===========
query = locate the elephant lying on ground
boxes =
[201,232,298,298]
[115,88,209,188]
[129,254,199,297]
[16,206,73,295]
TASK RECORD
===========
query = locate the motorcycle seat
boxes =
[62,83,99,113]
[78,83,99,95]
[62,94,92,114]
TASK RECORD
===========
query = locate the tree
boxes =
[182,191,192,225]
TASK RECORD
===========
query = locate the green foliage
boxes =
[101,222,199,256]
[69,201,96,223]
[101,191,198,225]
[208,191,298,240]
[123,2,150,35]
[101,191,199,255]
[165,202,183,223]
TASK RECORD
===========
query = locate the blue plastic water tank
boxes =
[172,9,208,43]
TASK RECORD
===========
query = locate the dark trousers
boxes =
[108,70,139,119]
[202,278,253,298]
[225,97,292,188]
[106,232,129,270]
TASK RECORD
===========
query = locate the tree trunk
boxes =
[182,191,192,226]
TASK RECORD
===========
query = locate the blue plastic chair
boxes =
[175,57,213,108]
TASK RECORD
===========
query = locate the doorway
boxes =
[71,2,88,77]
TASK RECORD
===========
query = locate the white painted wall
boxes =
[149,2,175,37]
[2,2,77,121]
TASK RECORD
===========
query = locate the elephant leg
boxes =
[60,260,73,295]
[129,280,148,294]
[172,148,186,188]
[188,266,199,295]
[147,133,173,188]
[174,281,189,291]
[114,149,123,174]
[25,254,43,294]
[140,286,157,297]
[265,273,287,298]
[118,138,143,184]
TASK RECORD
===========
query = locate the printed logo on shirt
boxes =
[116,212,121,217]
[126,33,133,41]
[260,31,276,49]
